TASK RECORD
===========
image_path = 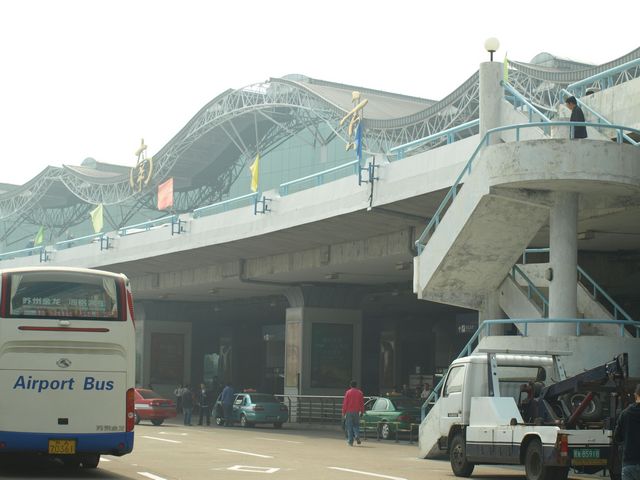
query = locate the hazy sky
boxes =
[1,0,637,185]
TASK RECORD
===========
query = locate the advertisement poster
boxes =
[310,323,353,388]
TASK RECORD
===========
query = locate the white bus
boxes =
[0,267,136,468]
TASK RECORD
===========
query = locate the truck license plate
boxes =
[48,439,76,454]
[572,448,606,466]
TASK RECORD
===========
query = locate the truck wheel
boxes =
[525,439,562,480]
[134,413,141,425]
[151,419,164,426]
[450,433,474,477]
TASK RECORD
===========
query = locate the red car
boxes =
[134,388,177,426]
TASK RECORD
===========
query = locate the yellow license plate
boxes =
[572,458,607,466]
[48,439,76,454]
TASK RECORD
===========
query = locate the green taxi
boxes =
[214,392,288,428]
[361,396,421,440]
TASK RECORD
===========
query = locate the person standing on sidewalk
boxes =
[220,382,235,426]
[614,384,640,480]
[174,384,184,414]
[342,380,364,446]
[197,383,212,426]
[181,385,193,426]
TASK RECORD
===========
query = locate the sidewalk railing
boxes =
[275,394,373,425]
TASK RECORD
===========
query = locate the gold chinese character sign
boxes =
[339,91,368,151]
[129,138,154,192]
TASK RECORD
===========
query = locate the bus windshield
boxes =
[5,270,121,320]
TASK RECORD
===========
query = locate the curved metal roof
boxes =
[1,48,638,240]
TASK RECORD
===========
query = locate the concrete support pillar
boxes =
[283,286,364,397]
[284,307,362,397]
[136,301,192,398]
[134,303,147,388]
[474,61,505,340]
[479,61,503,144]
[478,291,506,337]
[548,192,579,335]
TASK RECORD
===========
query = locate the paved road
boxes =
[0,421,598,480]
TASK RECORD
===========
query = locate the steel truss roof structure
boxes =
[1,48,638,246]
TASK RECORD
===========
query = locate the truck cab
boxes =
[420,352,554,458]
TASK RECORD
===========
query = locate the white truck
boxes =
[419,351,628,480]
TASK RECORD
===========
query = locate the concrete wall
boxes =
[582,76,640,130]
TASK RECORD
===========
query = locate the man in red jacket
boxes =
[342,380,364,446]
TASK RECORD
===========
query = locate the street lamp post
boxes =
[484,37,500,62]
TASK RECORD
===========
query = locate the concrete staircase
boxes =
[413,100,552,309]
[504,262,632,336]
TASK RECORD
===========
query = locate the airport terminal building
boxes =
[1,48,639,398]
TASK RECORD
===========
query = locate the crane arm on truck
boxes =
[525,353,628,426]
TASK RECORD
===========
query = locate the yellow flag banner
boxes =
[157,177,174,210]
[90,203,104,233]
[503,54,509,83]
[34,226,45,246]
[249,153,260,192]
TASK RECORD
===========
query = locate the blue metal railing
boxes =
[509,265,549,317]
[0,245,45,261]
[279,160,359,196]
[577,267,635,322]
[193,192,259,218]
[388,119,479,160]
[502,81,552,124]
[420,317,639,419]
[55,232,106,249]
[567,58,640,95]
[521,247,634,324]
[415,121,640,254]
[118,215,176,236]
